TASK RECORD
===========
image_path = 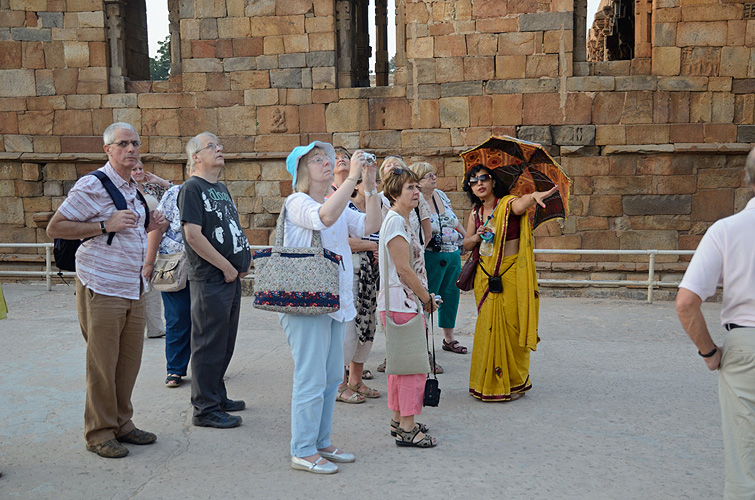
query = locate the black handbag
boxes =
[424,308,441,407]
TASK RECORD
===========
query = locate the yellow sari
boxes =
[469,195,539,401]
[0,283,6,320]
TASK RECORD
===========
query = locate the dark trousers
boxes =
[189,275,241,417]
[162,282,192,376]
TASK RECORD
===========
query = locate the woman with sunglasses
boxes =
[462,165,556,402]
[282,142,381,474]
[408,162,468,355]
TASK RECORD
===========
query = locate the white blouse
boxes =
[282,192,367,322]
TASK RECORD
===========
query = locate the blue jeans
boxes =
[280,313,345,457]
[162,282,191,376]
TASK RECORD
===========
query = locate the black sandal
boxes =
[390,419,428,437]
[394,424,436,448]
[165,375,182,388]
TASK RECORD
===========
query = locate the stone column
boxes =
[336,0,355,87]
[394,0,407,86]
[354,0,372,87]
[168,0,182,76]
[374,0,389,86]
[105,0,127,93]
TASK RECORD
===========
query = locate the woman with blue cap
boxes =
[281,141,381,474]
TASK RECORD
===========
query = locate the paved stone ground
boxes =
[0,283,726,499]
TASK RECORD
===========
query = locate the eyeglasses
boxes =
[468,173,492,186]
[308,155,330,165]
[198,143,223,153]
[387,167,406,176]
[108,140,142,148]
[423,172,437,180]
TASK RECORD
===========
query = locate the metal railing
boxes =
[0,243,694,302]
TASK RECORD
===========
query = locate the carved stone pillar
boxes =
[636,0,652,58]
[336,0,355,87]
[168,0,182,76]
[394,0,407,86]
[354,0,372,87]
[573,0,587,63]
[374,0,389,86]
[105,0,126,93]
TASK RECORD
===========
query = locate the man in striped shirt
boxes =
[47,122,167,459]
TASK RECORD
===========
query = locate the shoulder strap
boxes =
[431,193,442,231]
[276,197,323,248]
[414,206,424,245]
[89,170,150,245]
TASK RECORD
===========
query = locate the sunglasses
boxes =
[468,173,492,186]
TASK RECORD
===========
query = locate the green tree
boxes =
[149,35,171,81]
[389,55,395,73]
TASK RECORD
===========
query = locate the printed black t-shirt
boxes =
[178,175,251,281]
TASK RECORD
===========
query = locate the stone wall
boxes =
[0,0,754,287]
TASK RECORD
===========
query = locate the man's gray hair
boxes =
[103,122,139,145]
[746,148,755,187]
[186,132,219,172]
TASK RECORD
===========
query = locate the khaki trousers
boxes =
[719,328,755,499]
[76,278,145,446]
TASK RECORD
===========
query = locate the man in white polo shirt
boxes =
[676,148,755,499]
[47,122,166,458]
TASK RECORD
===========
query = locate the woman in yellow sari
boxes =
[462,165,556,402]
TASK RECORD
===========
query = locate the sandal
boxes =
[336,386,366,404]
[442,339,468,354]
[348,382,380,399]
[165,375,182,388]
[430,357,444,374]
[362,369,373,380]
[377,359,386,372]
[394,424,437,448]
[390,419,428,437]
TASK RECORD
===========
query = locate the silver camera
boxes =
[363,152,376,164]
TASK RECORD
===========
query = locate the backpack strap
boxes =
[89,170,150,245]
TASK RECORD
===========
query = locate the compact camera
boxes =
[363,152,377,164]
[428,234,443,252]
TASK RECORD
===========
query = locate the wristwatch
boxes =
[364,188,378,197]
[99,221,107,234]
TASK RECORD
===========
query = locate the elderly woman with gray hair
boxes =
[281,142,381,474]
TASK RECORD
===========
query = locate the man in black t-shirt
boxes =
[178,132,251,429]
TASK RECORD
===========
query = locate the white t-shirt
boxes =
[283,192,366,322]
[378,210,428,314]
[679,197,755,327]
[380,191,430,241]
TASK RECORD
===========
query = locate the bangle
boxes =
[100,221,107,234]
[364,188,378,197]
[144,261,155,266]
[699,346,718,358]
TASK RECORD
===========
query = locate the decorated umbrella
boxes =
[460,135,570,229]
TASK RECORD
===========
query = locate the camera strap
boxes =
[479,259,515,279]
[426,305,438,383]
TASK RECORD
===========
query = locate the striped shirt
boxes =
[57,162,148,300]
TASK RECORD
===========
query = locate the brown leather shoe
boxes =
[116,428,157,445]
[86,439,129,458]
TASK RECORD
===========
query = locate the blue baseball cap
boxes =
[285,141,336,188]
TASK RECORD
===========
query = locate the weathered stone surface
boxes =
[517,126,552,145]
[270,68,302,88]
[440,81,483,97]
[738,125,755,142]
[551,125,595,146]
[520,12,573,32]
[439,97,470,128]
[0,69,35,97]
[691,189,733,221]
[486,78,560,94]
[11,28,51,42]
[622,195,691,215]
[401,129,451,149]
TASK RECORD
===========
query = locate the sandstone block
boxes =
[670,123,704,143]
[11,28,51,42]
[195,0,226,18]
[22,41,46,69]
[651,47,680,76]
[141,109,180,137]
[233,37,263,57]
[561,156,609,177]
[567,77,615,92]
[494,55,526,80]
[18,110,54,135]
[498,32,536,56]
[191,40,216,59]
[735,95,755,125]
[230,70,270,90]
[279,53,306,69]
[409,58,436,85]
[405,36,434,59]
[720,47,750,78]
[312,67,335,90]
[595,125,627,145]
[681,4,741,22]
[0,198,24,224]
[476,16,518,33]
[217,17,250,39]
[654,175,697,194]
[464,57,494,80]
[6,135,33,152]
[691,189,733,221]
[623,195,691,215]
[270,69,302,88]
[543,29,574,54]
[621,92,655,124]
[486,78,560,94]
[654,23,677,47]
[401,129,451,149]
[614,76,658,91]
[708,77,732,92]
[217,105,256,136]
[298,104,327,133]
[517,125,552,145]
[522,93,592,125]
[77,11,103,29]
[704,123,737,142]
[681,46,720,76]
[697,167,742,189]
[520,12,573,31]
[738,125,755,142]
[411,100,441,129]
[466,33,498,56]
[0,69,35,97]
[626,124,670,144]
[22,163,41,182]
[77,67,107,94]
[224,57,256,73]
[619,230,678,250]
[591,92,624,124]
[435,57,464,83]
[325,100,369,133]
[284,89,312,105]
[251,16,305,37]
[593,175,652,195]
[439,97,470,128]
[0,41,21,69]
[525,54,559,78]
[469,96,492,126]
[368,98,411,131]
[677,21,727,46]
[552,125,596,146]
[183,58,223,73]
[306,51,335,68]
[53,110,92,136]
[440,81,483,98]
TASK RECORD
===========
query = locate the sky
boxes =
[146,1,603,61]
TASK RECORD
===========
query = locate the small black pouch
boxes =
[488,275,503,293]
[424,378,441,407]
